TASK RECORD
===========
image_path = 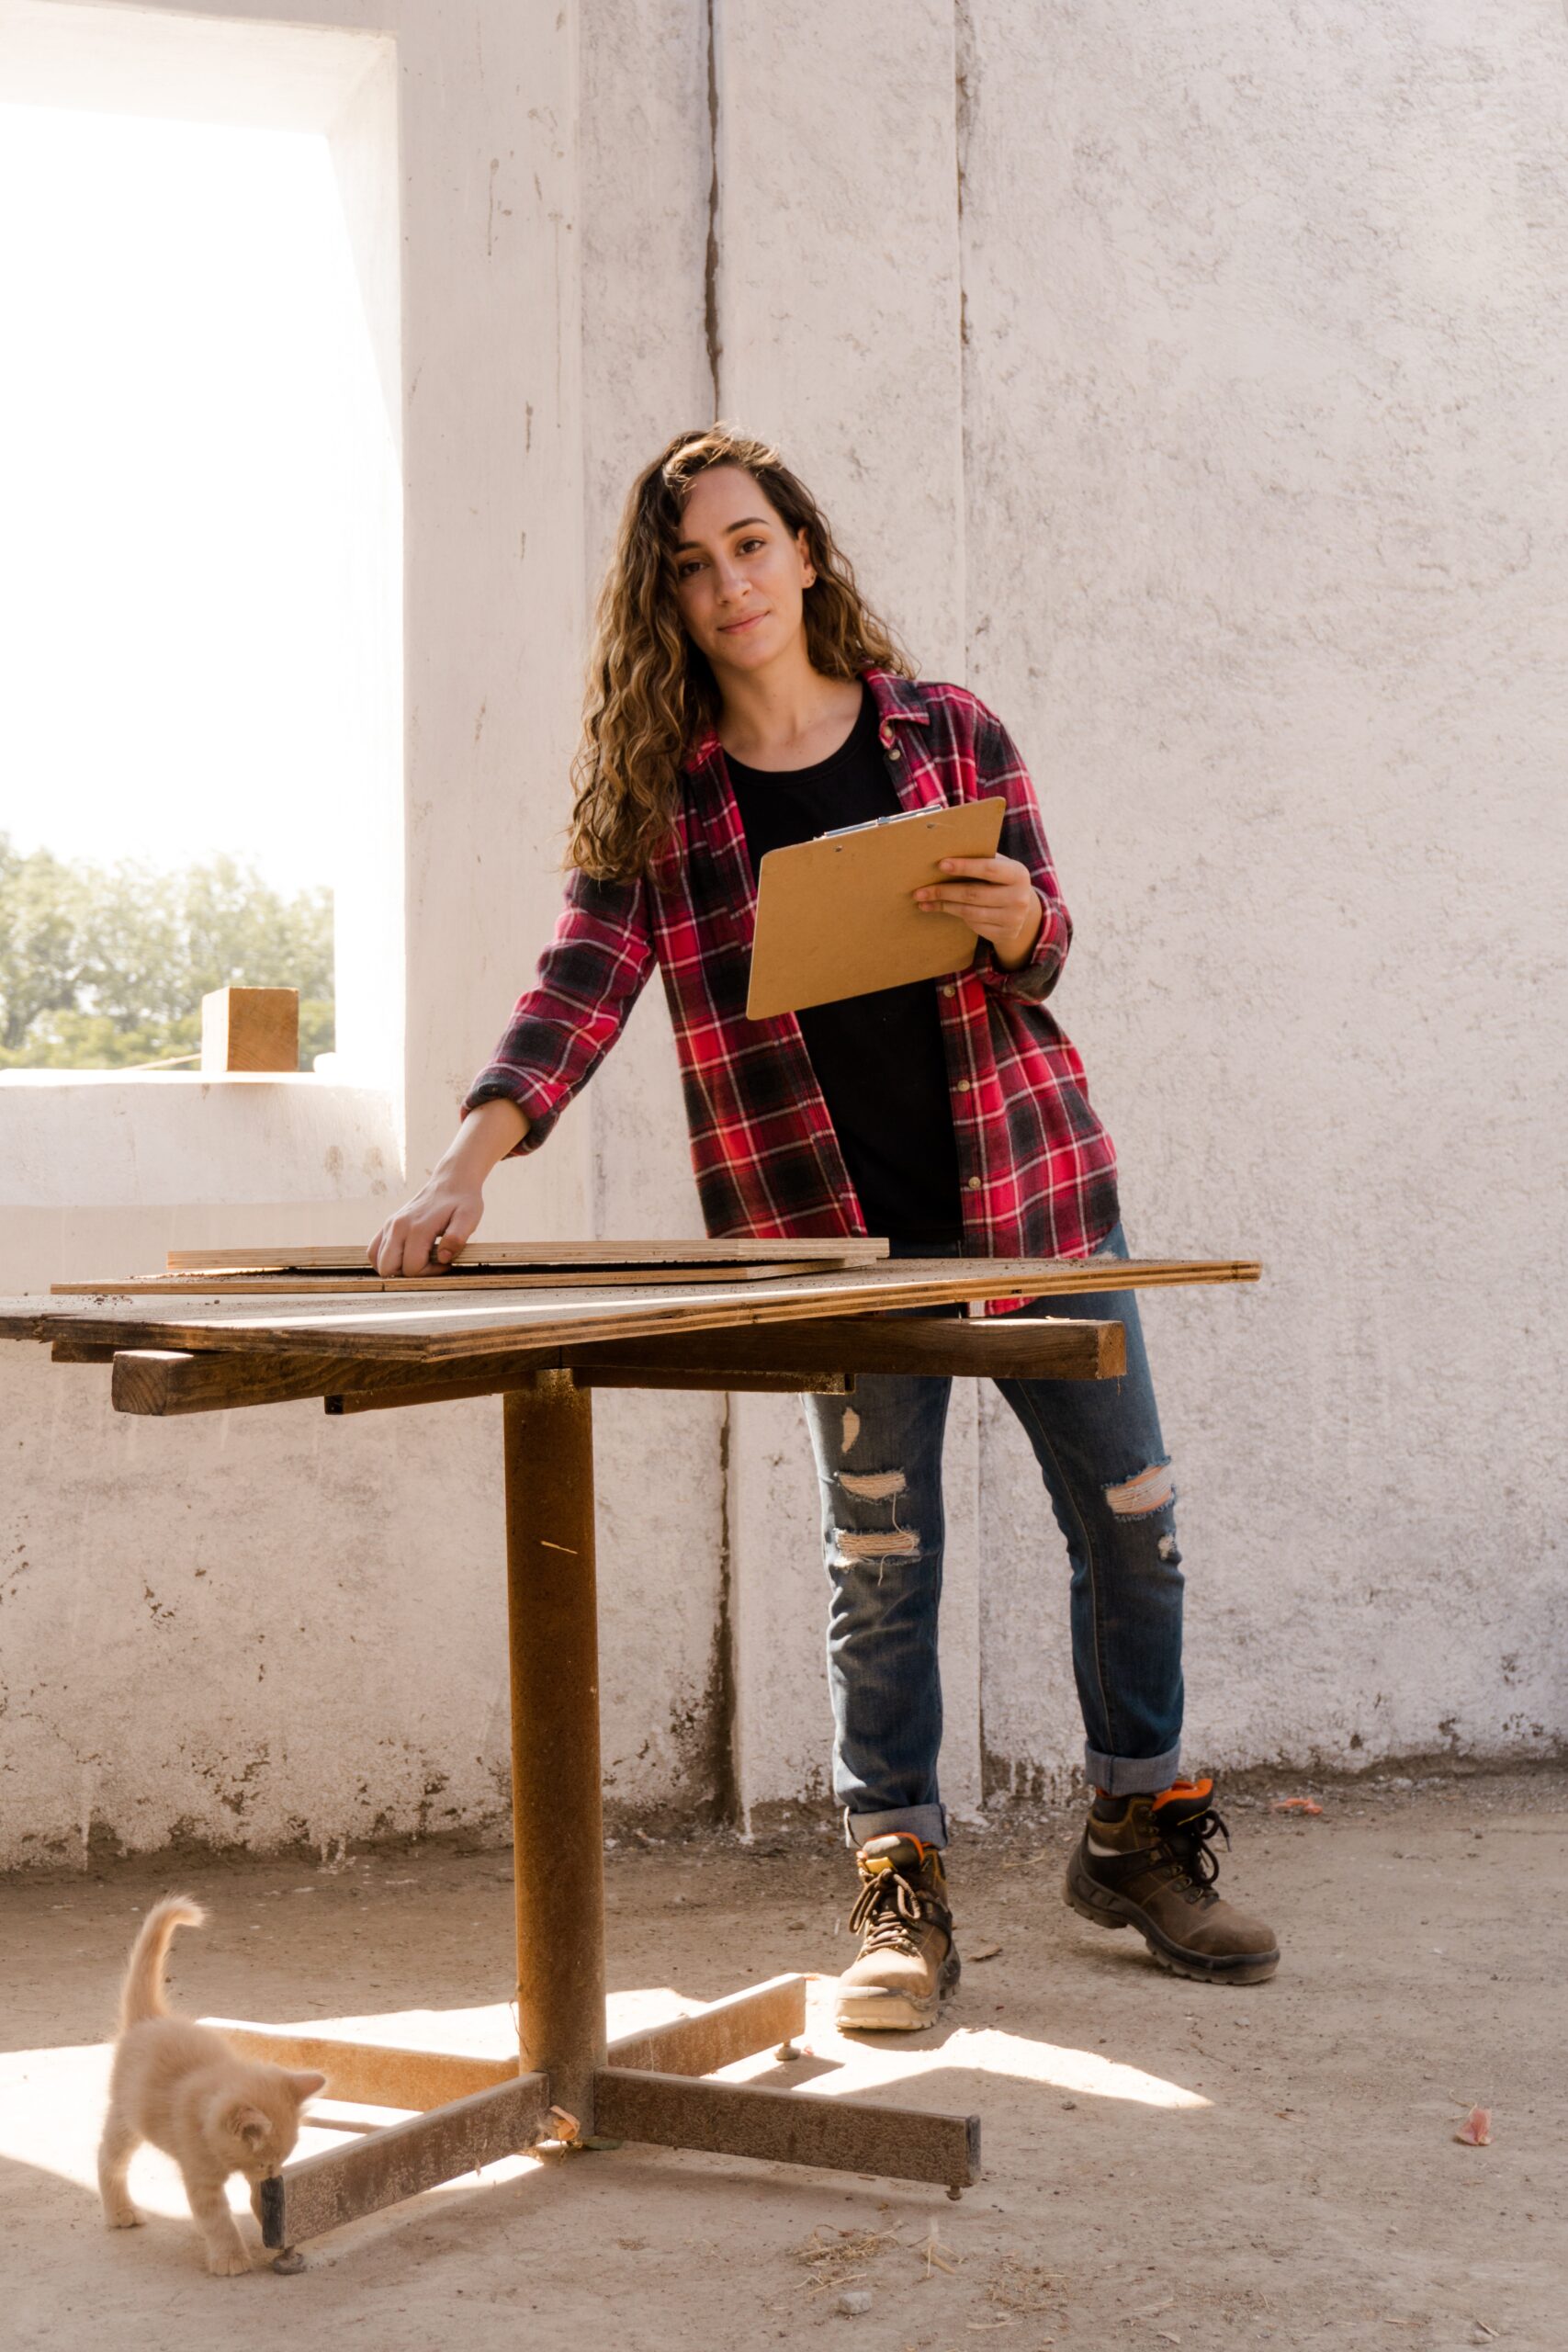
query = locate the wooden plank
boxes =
[329,1317,1124,1405]
[330,1366,854,1412]
[321,1319,1113,1400]
[111,1350,362,1417]
[592,2068,980,2192]
[56,1259,837,1298]
[95,1317,1122,1390]
[0,1302,58,1344]
[106,1311,1122,1419]
[256,2071,552,2248]
[107,1347,847,1417]
[112,1348,554,1418]
[568,1366,852,1395]
[320,1367,544,1415]
[205,2022,519,2109]
[14,1260,1258,1365]
[165,1238,890,1272]
[566,1314,1126,1382]
[604,1977,807,2077]
[3,1259,1261,1369]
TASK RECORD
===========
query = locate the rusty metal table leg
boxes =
[256,2073,551,2252]
[503,1374,607,2128]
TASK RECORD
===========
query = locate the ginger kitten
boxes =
[97,1896,325,2276]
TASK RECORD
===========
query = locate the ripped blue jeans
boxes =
[801,1226,1182,1848]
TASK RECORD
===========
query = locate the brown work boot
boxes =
[835,1833,960,2030]
[1065,1779,1280,1984]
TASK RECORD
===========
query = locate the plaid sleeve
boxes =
[462,866,655,1155]
[968,703,1072,1005]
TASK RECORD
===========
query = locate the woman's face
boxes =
[672,465,815,682]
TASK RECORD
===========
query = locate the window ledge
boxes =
[0,1069,336,1086]
[0,1074,401,1210]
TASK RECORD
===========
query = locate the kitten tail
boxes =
[118,1894,207,2030]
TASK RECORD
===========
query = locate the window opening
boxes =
[0,99,394,1074]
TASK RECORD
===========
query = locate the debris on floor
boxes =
[795,2222,901,2299]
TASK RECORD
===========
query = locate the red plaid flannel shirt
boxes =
[465,672,1120,1267]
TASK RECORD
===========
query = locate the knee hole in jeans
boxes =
[827,1467,921,1575]
[1103,1458,1176,1519]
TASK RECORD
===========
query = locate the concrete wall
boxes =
[958,0,1568,1792]
[3,0,1563,1868]
[0,0,722,1869]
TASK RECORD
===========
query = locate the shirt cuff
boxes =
[461,1072,565,1157]
[973,892,1063,1003]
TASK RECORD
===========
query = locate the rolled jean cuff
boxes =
[844,1803,949,1851]
[1083,1744,1181,1799]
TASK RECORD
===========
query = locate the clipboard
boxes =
[746,796,1007,1020]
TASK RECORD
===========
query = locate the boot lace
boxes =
[1150,1803,1232,1907]
[848,1865,947,1958]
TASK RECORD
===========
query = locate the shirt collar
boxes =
[682,668,927,775]
[863,669,931,729]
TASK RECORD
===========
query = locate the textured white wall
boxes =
[5,0,1564,1869]
[960,0,1568,1790]
[0,0,728,1868]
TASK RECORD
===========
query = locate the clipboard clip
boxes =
[816,808,950,843]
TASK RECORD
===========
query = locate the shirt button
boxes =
[955,1079,970,1092]
[967,1176,982,1192]
[942,985,956,999]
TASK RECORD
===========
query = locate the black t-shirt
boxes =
[725,688,964,1244]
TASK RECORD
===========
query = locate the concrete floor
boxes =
[2,1767,1563,2351]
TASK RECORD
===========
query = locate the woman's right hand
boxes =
[368,1170,486,1278]
[367,1099,528,1276]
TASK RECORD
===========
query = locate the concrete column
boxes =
[712,4,982,1825]
[400,0,593,1240]
[580,0,716,1246]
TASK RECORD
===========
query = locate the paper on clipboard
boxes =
[746,796,1006,1020]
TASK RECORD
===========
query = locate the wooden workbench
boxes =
[0,1250,1258,2264]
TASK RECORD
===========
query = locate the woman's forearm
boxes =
[446,1095,529,1176]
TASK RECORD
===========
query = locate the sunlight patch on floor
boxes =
[0,1976,1202,2226]
[710,1982,1210,2110]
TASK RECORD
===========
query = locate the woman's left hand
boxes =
[914,854,1043,970]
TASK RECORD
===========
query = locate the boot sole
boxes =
[834,1951,962,2033]
[1064,1855,1280,1986]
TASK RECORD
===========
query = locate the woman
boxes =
[371,426,1278,2024]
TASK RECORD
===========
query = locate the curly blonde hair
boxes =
[568,425,913,881]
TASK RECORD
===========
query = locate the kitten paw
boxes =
[206,2242,253,2277]
[103,2205,141,2230]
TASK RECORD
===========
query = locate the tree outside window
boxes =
[0,836,333,1071]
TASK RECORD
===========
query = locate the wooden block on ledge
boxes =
[200,987,299,1074]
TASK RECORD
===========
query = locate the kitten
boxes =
[97,1895,325,2276]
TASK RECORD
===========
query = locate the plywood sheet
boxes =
[164,1238,889,1272]
[1,1258,1262,1368]
[57,1260,837,1298]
